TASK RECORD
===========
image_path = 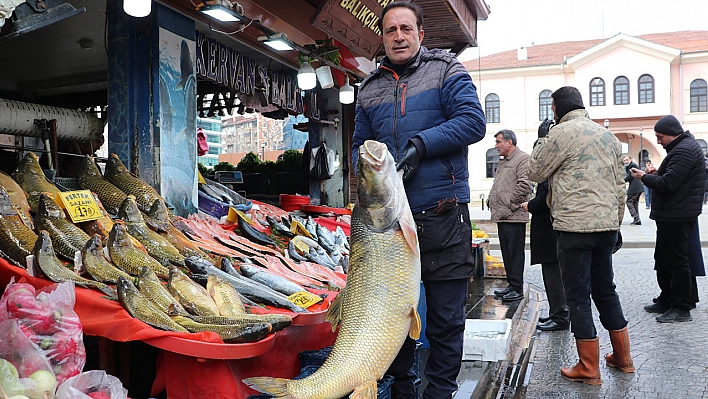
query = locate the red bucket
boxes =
[280,194,310,212]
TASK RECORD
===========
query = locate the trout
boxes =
[11,152,62,213]
[116,276,188,333]
[35,193,91,260]
[76,155,128,215]
[0,171,34,230]
[108,222,170,278]
[244,140,421,398]
[104,154,163,213]
[117,195,185,267]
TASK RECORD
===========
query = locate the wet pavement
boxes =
[448,204,708,399]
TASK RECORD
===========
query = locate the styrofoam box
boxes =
[462,319,512,361]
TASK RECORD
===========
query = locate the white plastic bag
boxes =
[55,370,128,399]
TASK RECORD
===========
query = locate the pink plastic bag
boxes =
[197,127,209,156]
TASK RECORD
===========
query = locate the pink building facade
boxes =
[463,31,708,200]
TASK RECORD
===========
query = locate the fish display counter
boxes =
[0,258,339,399]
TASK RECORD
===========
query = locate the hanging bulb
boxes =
[333,152,341,169]
[339,77,355,104]
[123,0,151,17]
[297,62,316,90]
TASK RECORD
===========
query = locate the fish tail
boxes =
[242,377,292,398]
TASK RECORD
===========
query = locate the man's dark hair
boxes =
[378,1,424,32]
[495,129,517,146]
[551,86,584,107]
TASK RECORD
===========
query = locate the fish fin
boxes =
[98,284,118,300]
[399,214,419,258]
[241,377,292,398]
[350,380,378,399]
[408,306,422,340]
[325,289,345,331]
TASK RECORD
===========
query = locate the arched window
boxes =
[638,74,654,104]
[690,79,707,112]
[486,148,499,178]
[485,93,500,123]
[539,89,553,121]
[590,78,605,106]
[697,139,708,156]
[614,76,629,105]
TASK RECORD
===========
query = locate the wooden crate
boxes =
[484,260,507,278]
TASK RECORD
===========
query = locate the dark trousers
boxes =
[655,220,694,311]
[497,222,526,292]
[541,260,570,324]
[626,193,641,221]
[388,278,468,399]
[643,185,652,207]
[556,231,627,339]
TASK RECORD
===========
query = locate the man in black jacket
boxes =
[623,156,643,225]
[630,115,705,323]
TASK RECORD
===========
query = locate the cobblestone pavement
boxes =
[522,248,708,399]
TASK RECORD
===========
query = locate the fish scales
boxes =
[0,185,37,254]
[189,313,292,332]
[11,152,62,213]
[35,193,91,260]
[81,235,132,284]
[108,223,170,278]
[244,140,421,399]
[117,277,188,332]
[146,199,209,259]
[207,275,246,317]
[168,267,221,316]
[76,156,128,215]
[171,316,271,343]
[0,215,33,265]
[137,266,189,316]
[104,154,163,213]
[0,171,34,230]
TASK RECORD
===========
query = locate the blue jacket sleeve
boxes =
[351,103,374,177]
[417,62,486,158]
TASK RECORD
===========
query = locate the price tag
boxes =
[197,170,206,185]
[58,190,102,223]
[287,291,324,309]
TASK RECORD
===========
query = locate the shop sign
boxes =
[311,0,389,59]
[195,31,303,115]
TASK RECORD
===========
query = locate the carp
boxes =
[146,199,209,259]
[0,185,37,255]
[76,155,127,215]
[104,154,163,213]
[169,315,271,343]
[0,215,33,266]
[81,192,148,254]
[33,230,117,297]
[35,193,91,261]
[244,140,421,398]
[11,152,62,213]
[137,266,190,316]
[188,313,292,332]
[116,276,188,333]
[117,195,185,267]
[80,235,132,284]
[108,222,169,278]
[167,266,220,316]
[206,274,246,317]
[0,171,34,229]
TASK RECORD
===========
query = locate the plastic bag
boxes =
[309,143,333,180]
[0,319,55,399]
[55,370,128,399]
[197,127,209,156]
[0,279,86,385]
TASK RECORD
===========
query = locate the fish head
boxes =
[356,140,406,230]
[83,234,104,255]
[13,152,43,178]
[148,198,170,222]
[37,193,64,219]
[168,266,182,283]
[139,265,157,281]
[116,276,137,304]
[105,154,129,178]
[0,185,17,215]
[32,230,55,258]
[118,195,143,223]
[78,156,101,178]
[185,256,210,274]
[108,221,131,247]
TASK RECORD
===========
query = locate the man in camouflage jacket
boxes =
[528,86,634,385]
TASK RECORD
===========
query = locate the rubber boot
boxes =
[561,337,602,385]
[605,327,635,373]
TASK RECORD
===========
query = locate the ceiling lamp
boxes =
[340,77,354,104]
[297,62,316,91]
[200,0,243,22]
[258,33,295,51]
[123,0,151,17]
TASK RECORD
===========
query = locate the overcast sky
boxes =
[457,0,708,61]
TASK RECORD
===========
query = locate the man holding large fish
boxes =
[350,3,486,398]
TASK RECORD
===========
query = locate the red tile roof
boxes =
[463,30,708,71]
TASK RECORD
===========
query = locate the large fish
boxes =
[11,152,62,213]
[137,266,190,316]
[35,193,91,261]
[80,235,132,284]
[169,315,270,343]
[239,263,307,296]
[116,276,188,333]
[0,170,34,229]
[146,198,209,259]
[76,155,128,215]
[0,215,33,266]
[167,266,220,316]
[244,140,421,398]
[104,154,163,213]
[117,195,185,267]
[108,222,169,278]
[206,274,246,318]
[0,185,37,254]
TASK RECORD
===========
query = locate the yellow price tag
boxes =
[290,220,312,238]
[59,190,102,223]
[287,291,323,309]
[197,170,206,185]
[227,208,253,224]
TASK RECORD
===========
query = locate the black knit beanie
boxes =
[551,87,585,121]
[654,115,684,136]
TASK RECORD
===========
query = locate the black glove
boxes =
[396,144,420,183]
[613,231,623,254]
[538,118,554,138]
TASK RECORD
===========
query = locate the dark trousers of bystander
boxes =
[497,222,527,292]
[387,279,469,399]
[541,260,570,324]
[556,231,627,339]
[626,193,641,222]
[654,220,694,311]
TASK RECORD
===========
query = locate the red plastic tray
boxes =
[143,332,276,360]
